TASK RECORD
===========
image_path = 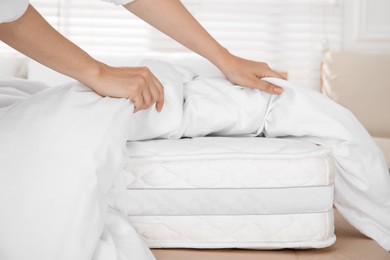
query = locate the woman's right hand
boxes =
[82,62,165,113]
[0,4,163,113]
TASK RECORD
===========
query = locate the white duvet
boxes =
[0,59,389,259]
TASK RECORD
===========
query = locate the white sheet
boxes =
[263,78,390,252]
[0,81,154,260]
[126,61,390,251]
[0,57,389,258]
[179,75,390,251]
[128,61,390,251]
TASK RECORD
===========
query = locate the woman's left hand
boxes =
[124,1,285,95]
[218,53,286,95]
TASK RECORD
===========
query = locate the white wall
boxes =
[343,0,390,51]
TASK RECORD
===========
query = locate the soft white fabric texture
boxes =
[0,0,29,23]
[0,79,155,260]
[125,137,336,249]
[0,55,389,259]
[122,60,390,251]
[263,78,390,251]
[0,57,27,78]
[0,77,47,108]
[127,59,196,140]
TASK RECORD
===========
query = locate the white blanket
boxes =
[0,81,154,260]
[0,59,389,259]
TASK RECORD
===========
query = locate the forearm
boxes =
[0,3,164,110]
[124,0,284,94]
[0,4,100,85]
[124,0,231,72]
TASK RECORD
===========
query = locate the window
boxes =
[0,0,343,89]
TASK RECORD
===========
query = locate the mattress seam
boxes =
[127,151,332,162]
[126,184,335,190]
[127,209,334,217]
[145,237,336,245]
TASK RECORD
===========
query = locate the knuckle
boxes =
[263,63,271,70]
[140,66,149,72]
[160,86,165,95]
[246,79,257,89]
[131,89,142,98]
[144,95,151,103]
[265,82,273,90]
[140,67,151,77]
[134,75,146,86]
[125,88,135,98]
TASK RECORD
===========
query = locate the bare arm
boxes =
[124,0,284,94]
[0,4,164,112]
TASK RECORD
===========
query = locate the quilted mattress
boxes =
[124,137,336,249]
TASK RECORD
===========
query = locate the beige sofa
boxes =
[321,52,390,169]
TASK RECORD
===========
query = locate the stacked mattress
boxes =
[124,137,336,249]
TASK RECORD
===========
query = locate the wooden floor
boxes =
[152,209,390,260]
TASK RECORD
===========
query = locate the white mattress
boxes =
[124,137,336,249]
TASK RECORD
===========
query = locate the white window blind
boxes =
[1,0,344,89]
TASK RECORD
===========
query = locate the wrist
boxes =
[209,47,235,75]
[74,57,106,90]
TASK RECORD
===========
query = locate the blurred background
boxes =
[0,0,389,90]
[0,0,389,165]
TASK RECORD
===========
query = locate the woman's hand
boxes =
[82,63,164,113]
[217,53,285,95]
[0,4,164,113]
[124,0,285,95]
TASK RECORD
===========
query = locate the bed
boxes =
[125,137,336,249]
[1,52,389,259]
[151,209,390,260]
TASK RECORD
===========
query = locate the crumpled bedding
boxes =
[0,81,154,260]
[0,59,389,260]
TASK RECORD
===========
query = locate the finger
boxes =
[151,77,164,112]
[256,63,284,80]
[252,78,283,95]
[155,88,164,112]
[142,90,153,110]
[132,95,144,113]
[141,68,164,111]
[267,69,285,80]
[148,83,162,112]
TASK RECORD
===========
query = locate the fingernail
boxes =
[274,87,283,94]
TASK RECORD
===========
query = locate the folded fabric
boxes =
[263,78,390,251]
[127,59,196,140]
[0,77,48,108]
[0,80,155,260]
[120,60,390,251]
[181,75,271,137]
[0,56,389,260]
[181,74,390,250]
